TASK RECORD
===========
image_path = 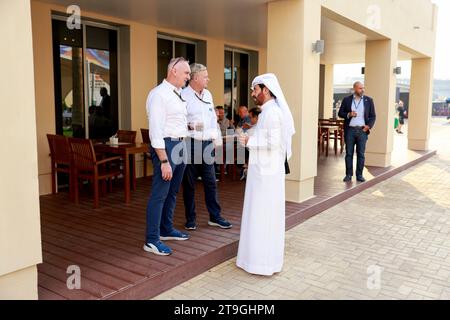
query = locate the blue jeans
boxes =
[182,138,221,223]
[345,127,368,177]
[145,138,187,243]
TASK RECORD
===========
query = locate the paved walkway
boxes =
[154,119,450,300]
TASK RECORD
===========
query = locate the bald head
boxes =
[166,57,191,89]
[353,81,365,97]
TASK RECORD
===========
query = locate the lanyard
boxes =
[352,96,364,111]
[195,93,211,105]
[173,89,186,102]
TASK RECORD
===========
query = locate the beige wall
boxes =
[206,39,225,109]
[31,0,265,194]
[321,0,437,58]
[322,64,334,119]
[0,0,41,299]
[0,266,38,300]
[31,1,56,195]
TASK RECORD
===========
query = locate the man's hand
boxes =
[161,162,173,181]
[238,134,249,146]
[362,125,370,133]
[349,111,358,118]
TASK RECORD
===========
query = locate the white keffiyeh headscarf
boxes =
[251,73,296,160]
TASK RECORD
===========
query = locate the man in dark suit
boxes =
[338,82,376,183]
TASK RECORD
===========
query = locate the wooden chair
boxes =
[117,130,136,143]
[47,134,72,197]
[140,128,152,177]
[319,119,341,156]
[336,119,345,154]
[68,138,122,208]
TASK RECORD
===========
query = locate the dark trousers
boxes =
[345,127,368,178]
[145,138,187,243]
[182,139,221,223]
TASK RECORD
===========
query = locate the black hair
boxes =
[257,84,276,98]
[249,107,262,117]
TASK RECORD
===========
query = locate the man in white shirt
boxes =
[143,57,191,256]
[181,63,232,230]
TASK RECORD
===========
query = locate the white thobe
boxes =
[236,99,286,276]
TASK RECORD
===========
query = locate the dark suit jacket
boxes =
[338,95,376,134]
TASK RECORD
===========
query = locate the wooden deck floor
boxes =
[38,141,436,300]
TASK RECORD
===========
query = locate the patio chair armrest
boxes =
[96,156,122,165]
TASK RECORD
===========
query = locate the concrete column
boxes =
[323,64,334,119]
[364,39,398,167]
[408,58,434,151]
[0,0,41,299]
[267,0,321,202]
[319,65,334,119]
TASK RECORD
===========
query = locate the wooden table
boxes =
[94,142,149,203]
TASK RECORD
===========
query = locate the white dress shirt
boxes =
[181,85,220,141]
[146,79,188,149]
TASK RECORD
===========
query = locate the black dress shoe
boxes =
[356,176,366,182]
[343,176,352,182]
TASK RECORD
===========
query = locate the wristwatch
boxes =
[161,159,169,164]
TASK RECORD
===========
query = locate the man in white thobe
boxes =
[236,73,295,276]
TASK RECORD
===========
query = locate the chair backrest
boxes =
[47,134,71,165]
[68,138,96,171]
[117,130,136,143]
[140,128,150,144]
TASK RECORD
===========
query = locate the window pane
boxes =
[157,38,173,84]
[175,42,195,63]
[224,50,233,120]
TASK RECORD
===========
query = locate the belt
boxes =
[349,126,365,129]
[188,138,213,143]
[164,137,185,141]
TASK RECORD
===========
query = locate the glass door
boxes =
[52,18,118,139]
[52,19,85,138]
[85,25,118,139]
[157,35,197,84]
[224,49,249,123]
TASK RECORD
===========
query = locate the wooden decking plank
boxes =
[41,242,145,283]
[42,251,131,291]
[38,272,98,300]
[41,227,170,273]
[38,261,116,298]
[40,217,195,265]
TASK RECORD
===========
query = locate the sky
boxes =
[334,0,449,83]
[431,0,450,80]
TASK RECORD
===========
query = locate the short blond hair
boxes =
[190,63,207,78]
